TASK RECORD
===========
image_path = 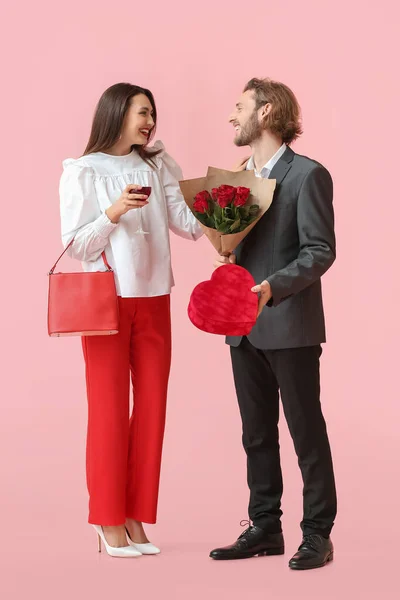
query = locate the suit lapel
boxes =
[268,146,294,186]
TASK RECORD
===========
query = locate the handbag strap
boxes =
[48,239,112,274]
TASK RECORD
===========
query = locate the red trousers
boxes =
[81,295,171,525]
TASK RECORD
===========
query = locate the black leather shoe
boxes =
[289,534,334,570]
[209,526,284,560]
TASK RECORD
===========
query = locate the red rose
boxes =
[196,190,211,203]
[193,190,211,213]
[234,186,250,207]
[213,185,236,208]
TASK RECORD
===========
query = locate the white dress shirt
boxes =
[246,144,287,178]
[59,140,203,298]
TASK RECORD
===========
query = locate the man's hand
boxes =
[251,280,272,317]
[213,254,236,269]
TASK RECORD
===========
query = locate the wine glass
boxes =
[133,186,151,234]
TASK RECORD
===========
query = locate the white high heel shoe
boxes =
[93,525,142,558]
[125,527,161,555]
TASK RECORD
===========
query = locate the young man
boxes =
[210,78,337,570]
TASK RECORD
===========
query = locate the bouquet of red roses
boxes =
[193,185,260,234]
[180,166,276,256]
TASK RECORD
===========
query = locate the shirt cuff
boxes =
[93,212,118,237]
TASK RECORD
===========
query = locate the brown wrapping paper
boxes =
[179,167,276,256]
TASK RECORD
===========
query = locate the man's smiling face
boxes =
[229,90,263,147]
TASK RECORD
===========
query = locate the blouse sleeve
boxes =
[154,141,203,241]
[59,160,118,262]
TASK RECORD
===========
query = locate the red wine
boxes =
[129,186,151,200]
[139,186,152,199]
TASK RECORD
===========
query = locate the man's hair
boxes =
[244,78,303,144]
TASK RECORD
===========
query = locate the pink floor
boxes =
[3,364,399,599]
[3,515,396,599]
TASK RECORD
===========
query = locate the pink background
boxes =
[1,0,399,598]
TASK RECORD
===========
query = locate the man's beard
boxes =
[234,111,262,147]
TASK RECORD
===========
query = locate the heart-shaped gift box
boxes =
[187,264,258,336]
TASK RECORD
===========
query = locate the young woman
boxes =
[60,83,202,558]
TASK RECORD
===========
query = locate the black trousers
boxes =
[230,337,337,537]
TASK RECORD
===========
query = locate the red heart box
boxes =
[188,264,258,336]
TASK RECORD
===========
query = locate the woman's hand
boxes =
[232,157,250,172]
[106,185,149,223]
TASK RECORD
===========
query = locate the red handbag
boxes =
[47,240,119,337]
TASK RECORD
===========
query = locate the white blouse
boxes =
[59,140,202,297]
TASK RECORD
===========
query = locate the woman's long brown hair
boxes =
[83,83,161,165]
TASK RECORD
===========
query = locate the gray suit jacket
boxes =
[226,146,335,350]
